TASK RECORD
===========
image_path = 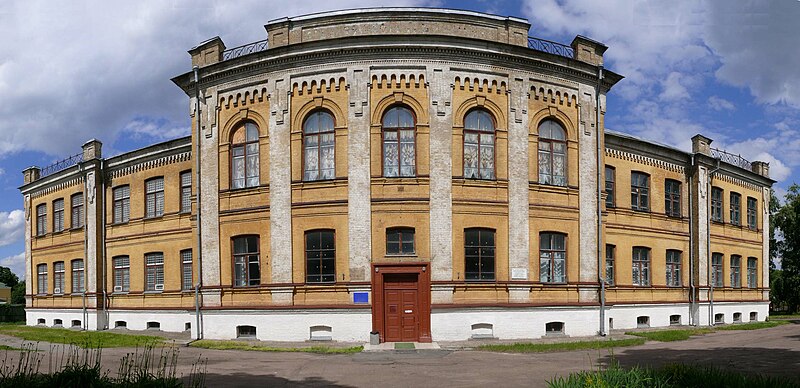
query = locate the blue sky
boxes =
[1,1,798,278]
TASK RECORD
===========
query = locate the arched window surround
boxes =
[230,121,260,189]
[537,119,568,186]
[381,105,417,178]
[302,110,336,182]
[462,109,496,180]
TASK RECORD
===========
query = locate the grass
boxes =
[0,324,164,348]
[626,320,788,342]
[477,338,646,353]
[548,362,798,388]
[714,320,787,330]
[189,339,363,354]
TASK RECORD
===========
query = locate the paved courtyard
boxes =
[0,320,797,387]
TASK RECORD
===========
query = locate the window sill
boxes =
[111,292,130,295]
[70,226,85,231]
[540,281,568,285]
[110,222,129,226]
[143,290,163,294]
[305,282,337,286]
[385,253,417,258]
[144,215,164,221]
[631,208,650,213]
[463,279,496,283]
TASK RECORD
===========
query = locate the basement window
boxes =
[237,325,257,339]
[636,316,650,328]
[749,312,758,322]
[733,312,742,323]
[115,321,127,328]
[53,319,63,326]
[714,313,724,324]
[37,318,45,325]
[147,321,161,330]
[470,323,494,339]
[545,322,565,336]
[310,325,333,341]
[185,322,191,331]
[669,315,681,326]
[71,320,81,328]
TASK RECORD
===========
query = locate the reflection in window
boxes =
[303,111,335,181]
[231,122,260,189]
[382,106,416,177]
[666,250,681,287]
[632,247,651,286]
[306,230,335,283]
[538,120,567,186]
[233,236,260,286]
[711,253,723,287]
[631,172,650,211]
[540,233,566,283]
[386,228,415,255]
[463,109,495,180]
[465,228,495,281]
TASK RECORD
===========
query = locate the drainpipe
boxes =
[100,159,108,330]
[79,163,87,330]
[596,65,606,336]
[688,155,695,326]
[193,66,204,340]
[707,159,721,325]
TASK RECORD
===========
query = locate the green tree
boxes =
[11,281,25,305]
[0,266,18,288]
[773,184,800,313]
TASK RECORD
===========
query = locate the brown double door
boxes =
[383,273,419,342]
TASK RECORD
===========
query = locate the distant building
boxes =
[0,283,10,304]
[20,8,772,340]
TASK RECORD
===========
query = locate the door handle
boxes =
[404,310,413,313]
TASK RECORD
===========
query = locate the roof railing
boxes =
[222,39,269,61]
[40,152,83,177]
[710,147,752,171]
[527,36,574,58]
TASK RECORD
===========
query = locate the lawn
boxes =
[714,320,788,330]
[627,320,788,342]
[190,339,363,354]
[477,338,645,353]
[0,324,164,348]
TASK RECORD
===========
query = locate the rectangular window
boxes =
[233,236,260,286]
[605,244,615,285]
[540,233,566,283]
[730,192,741,226]
[71,193,84,229]
[711,253,723,287]
[71,259,84,293]
[631,172,649,211]
[53,261,65,294]
[632,247,651,286]
[180,171,192,213]
[145,252,164,291]
[666,250,681,287]
[747,197,757,230]
[465,228,495,281]
[711,187,723,222]
[605,166,615,208]
[306,230,336,283]
[181,249,193,291]
[113,186,130,223]
[145,178,165,218]
[747,257,758,288]
[665,179,681,217]
[113,256,130,292]
[36,204,47,236]
[386,228,415,255]
[53,199,64,232]
[37,264,48,294]
[730,255,741,288]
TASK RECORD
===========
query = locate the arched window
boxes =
[231,122,259,189]
[463,109,495,180]
[303,111,335,181]
[538,120,567,186]
[382,106,416,177]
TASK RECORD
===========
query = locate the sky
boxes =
[0,0,798,278]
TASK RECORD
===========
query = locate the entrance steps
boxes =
[362,341,441,351]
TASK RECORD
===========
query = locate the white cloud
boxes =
[659,72,690,101]
[0,210,24,247]
[122,119,190,141]
[0,252,25,280]
[707,95,735,111]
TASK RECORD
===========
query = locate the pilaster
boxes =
[577,84,600,301]
[269,75,293,284]
[196,86,222,307]
[507,76,530,300]
[347,67,372,282]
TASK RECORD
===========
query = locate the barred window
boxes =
[711,187,723,222]
[37,264,47,294]
[113,185,130,224]
[730,255,741,288]
[145,252,164,291]
[36,204,47,236]
[386,228,415,255]
[730,192,741,226]
[52,199,64,232]
[233,236,260,286]
[538,120,567,186]
[540,233,566,283]
[605,166,615,208]
[631,172,650,211]
[665,179,681,217]
[71,193,84,229]
[53,261,65,294]
[231,122,260,189]
[605,244,615,285]
[181,249,193,291]
[747,257,758,288]
[747,197,757,230]
[463,109,495,180]
[465,228,495,281]
[306,230,336,283]
[666,250,681,287]
[632,247,651,286]
[382,106,416,177]
[303,110,336,181]
[113,256,130,292]
[711,253,723,287]
[145,177,164,218]
[180,171,192,213]
[71,259,84,293]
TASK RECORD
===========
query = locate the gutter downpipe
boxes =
[79,163,88,330]
[193,66,204,340]
[100,159,108,330]
[707,159,721,325]
[688,155,695,326]
[596,65,606,336]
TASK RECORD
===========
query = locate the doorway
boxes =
[371,263,431,343]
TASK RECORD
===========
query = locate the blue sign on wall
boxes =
[353,292,369,304]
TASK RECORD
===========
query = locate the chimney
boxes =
[23,166,41,184]
[691,134,713,156]
[751,161,770,179]
[82,139,103,160]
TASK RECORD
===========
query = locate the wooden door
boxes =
[383,273,419,342]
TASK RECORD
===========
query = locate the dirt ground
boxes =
[1,320,798,387]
